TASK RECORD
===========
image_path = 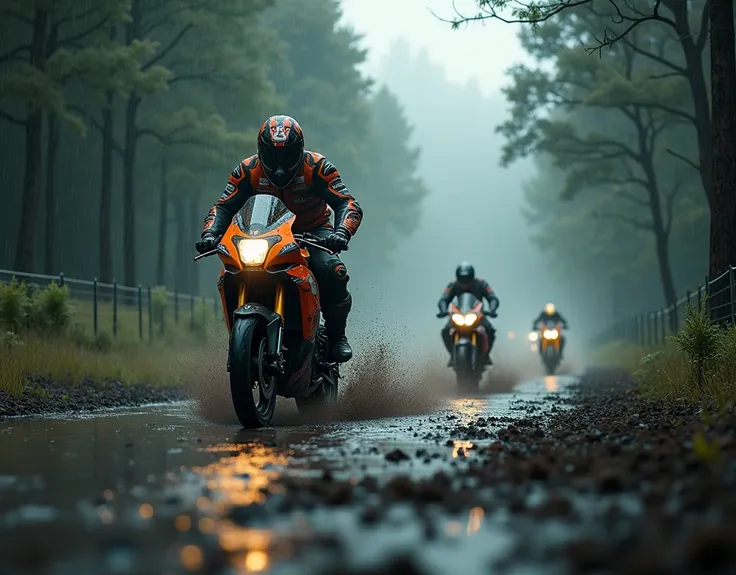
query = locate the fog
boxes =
[340,1,589,360]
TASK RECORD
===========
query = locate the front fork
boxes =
[225,279,286,374]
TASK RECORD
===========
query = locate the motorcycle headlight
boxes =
[543,329,559,340]
[238,239,269,266]
[451,313,465,326]
[464,313,478,326]
[528,332,538,342]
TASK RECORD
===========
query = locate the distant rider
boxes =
[532,303,569,358]
[436,262,499,366]
[195,115,362,363]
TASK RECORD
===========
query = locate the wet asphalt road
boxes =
[0,375,574,575]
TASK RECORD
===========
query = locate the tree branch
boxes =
[59,15,112,46]
[666,148,701,173]
[696,1,710,51]
[68,104,124,155]
[619,36,687,74]
[0,44,32,64]
[143,23,194,70]
[0,108,28,126]
[1,9,31,25]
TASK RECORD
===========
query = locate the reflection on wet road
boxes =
[0,375,576,575]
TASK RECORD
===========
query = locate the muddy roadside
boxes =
[0,377,187,419]
[195,368,735,574]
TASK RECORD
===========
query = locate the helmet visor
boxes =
[259,144,302,174]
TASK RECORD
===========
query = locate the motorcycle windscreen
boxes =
[236,194,295,236]
[455,292,481,314]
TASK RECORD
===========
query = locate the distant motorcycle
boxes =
[440,292,495,390]
[530,319,565,375]
[194,194,340,428]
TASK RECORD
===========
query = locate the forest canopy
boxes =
[0,0,429,296]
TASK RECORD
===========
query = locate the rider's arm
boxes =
[438,282,455,313]
[480,280,499,312]
[202,161,253,238]
[311,155,363,237]
[532,312,543,330]
[558,313,569,328]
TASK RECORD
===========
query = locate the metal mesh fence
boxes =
[0,269,222,342]
[594,267,736,347]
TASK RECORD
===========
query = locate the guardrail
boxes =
[594,266,736,347]
[0,269,220,342]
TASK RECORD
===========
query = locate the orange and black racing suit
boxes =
[201,151,362,330]
[438,278,499,361]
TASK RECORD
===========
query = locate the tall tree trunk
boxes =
[99,26,116,284]
[99,90,114,283]
[173,196,188,294]
[122,1,142,287]
[188,194,200,295]
[14,8,48,272]
[156,154,169,286]
[43,24,59,276]
[43,112,58,275]
[709,0,736,278]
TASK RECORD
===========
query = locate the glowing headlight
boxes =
[451,313,478,326]
[238,239,269,266]
[528,332,538,342]
[543,329,559,340]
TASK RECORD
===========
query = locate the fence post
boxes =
[672,303,678,334]
[148,286,153,342]
[58,272,64,287]
[704,275,710,317]
[730,268,735,325]
[639,313,645,346]
[698,284,703,311]
[138,285,143,340]
[660,310,666,344]
[93,278,98,336]
[174,289,179,324]
[686,290,691,310]
[113,280,118,337]
[190,295,195,332]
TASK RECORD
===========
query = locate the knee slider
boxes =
[329,262,350,282]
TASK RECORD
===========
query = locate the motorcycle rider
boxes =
[195,115,362,363]
[532,303,569,358]
[436,262,499,366]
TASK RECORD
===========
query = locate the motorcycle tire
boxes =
[229,317,277,428]
[455,345,480,391]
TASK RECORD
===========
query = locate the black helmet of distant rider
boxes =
[456,262,475,286]
[257,115,305,189]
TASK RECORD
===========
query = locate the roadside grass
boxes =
[0,279,227,396]
[594,298,736,409]
[0,335,226,395]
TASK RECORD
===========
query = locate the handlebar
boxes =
[193,233,337,262]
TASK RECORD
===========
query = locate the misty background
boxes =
[2,0,712,362]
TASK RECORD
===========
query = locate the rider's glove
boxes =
[196,232,219,254]
[324,227,350,252]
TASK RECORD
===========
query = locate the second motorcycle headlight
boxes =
[238,239,269,266]
[451,313,478,326]
[543,329,559,340]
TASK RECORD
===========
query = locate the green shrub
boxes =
[27,283,72,334]
[151,286,169,333]
[0,278,28,333]
[0,331,22,350]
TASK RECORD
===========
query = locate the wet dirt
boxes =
[0,372,572,575]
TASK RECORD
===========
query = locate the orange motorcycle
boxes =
[195,194,340,428]
[537,319,563,375]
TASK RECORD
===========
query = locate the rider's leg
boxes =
[441,322,453,366]
[308,229,353,363]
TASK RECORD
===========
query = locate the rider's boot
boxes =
[323,294,353,363]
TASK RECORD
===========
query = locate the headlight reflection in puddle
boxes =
[190,442,292,573]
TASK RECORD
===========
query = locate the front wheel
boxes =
[229,317,277,428]
[455,344,480,391]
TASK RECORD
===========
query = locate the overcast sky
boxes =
[339,0,534,96]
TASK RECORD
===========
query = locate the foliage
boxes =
[670,296,721,392]
[0,278,28,333]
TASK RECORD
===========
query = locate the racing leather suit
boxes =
[438,278,499,364]
[200,151,362,359]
